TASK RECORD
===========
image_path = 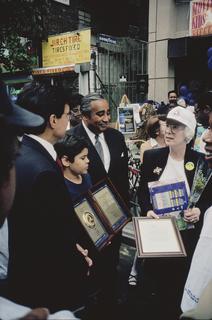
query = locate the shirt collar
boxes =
[27,134,57,161]
[82,120,104,142]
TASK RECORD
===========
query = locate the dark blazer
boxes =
[69,123,129,296]
[139,146,212,237]
[139,146,212,315]
[7,135,87,312]
[69,123,129,206]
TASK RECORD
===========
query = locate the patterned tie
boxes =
[95,134,104,164]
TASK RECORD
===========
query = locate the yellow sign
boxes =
[190,1,212,37]
[42,29,91,67]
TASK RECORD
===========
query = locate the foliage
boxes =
[0,33,39,73]
[0,0,50,73]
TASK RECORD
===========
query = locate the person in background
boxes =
[181,103,212,317]
[69,92,129,318]
[66,93,84,128]
[7,82,92,314]
[140,114,167,163]
[157,90,178,114]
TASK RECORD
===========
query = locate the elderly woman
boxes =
[138,106,211,319]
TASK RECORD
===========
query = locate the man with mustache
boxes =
[69,92,129,317]
[181,96,212,317]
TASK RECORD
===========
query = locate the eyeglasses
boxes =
[71,107,81,115]
[166,123,185,133]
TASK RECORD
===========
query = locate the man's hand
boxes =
[76,243,93,276]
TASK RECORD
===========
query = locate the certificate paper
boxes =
[133,217,186,258]
[93,185,128,231]
[148,180,188,215]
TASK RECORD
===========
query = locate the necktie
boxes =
[95,134,104,164]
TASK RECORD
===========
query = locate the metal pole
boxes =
[108,49,110,108]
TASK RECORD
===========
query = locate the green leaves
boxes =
[0,33,36,73]
[0,0,49,72]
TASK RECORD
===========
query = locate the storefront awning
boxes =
[32,64,75,75]
[168,35,212,59]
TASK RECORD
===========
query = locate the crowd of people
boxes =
[0,79,212,320]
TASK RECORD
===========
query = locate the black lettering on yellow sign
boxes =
[50,34,81,47]
[52,43,80,54]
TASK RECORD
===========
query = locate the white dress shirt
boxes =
[82,121,111,172]
[0,219,8,280]
[27,134,57,161]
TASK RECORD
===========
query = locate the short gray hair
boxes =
[184,126,195,144]
[81,92,105,117]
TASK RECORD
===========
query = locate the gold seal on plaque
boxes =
[83,212,96,228]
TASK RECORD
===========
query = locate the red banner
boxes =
[190,0,212,36]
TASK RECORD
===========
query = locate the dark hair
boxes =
[168,90,177,97]
[0,116,18,186]
[197,91,212,110]
[66,93,84,110]
[54,134,89,163]
[81,92,105,117]
[17,82,69,134]
[146,114,166,139]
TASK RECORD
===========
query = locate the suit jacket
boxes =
[69,123,129,206]
[69,123,129,291]
[7,136,87,312]
[139,146,212,309]
[139,146,212,238]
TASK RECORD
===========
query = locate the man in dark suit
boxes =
[69,93,129,312]
[7,83,92,313]
[69,92,129,204]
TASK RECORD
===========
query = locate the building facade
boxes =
[148,0,212,103]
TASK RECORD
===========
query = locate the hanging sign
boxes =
[190,0,212,37]
[42,29,91,67]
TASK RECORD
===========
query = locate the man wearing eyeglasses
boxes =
[66,93,84,128]
[69,92,129,317]
[7,83,92,313]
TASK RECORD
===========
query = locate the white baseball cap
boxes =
[167,106,196,134]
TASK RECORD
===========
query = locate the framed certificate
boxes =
[148,180,189,215]
[90,179,131,233]
[133,216,186,258]
[74,197,112,250]
[117,106,136,134]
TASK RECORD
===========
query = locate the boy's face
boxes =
[69,148,89,175]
